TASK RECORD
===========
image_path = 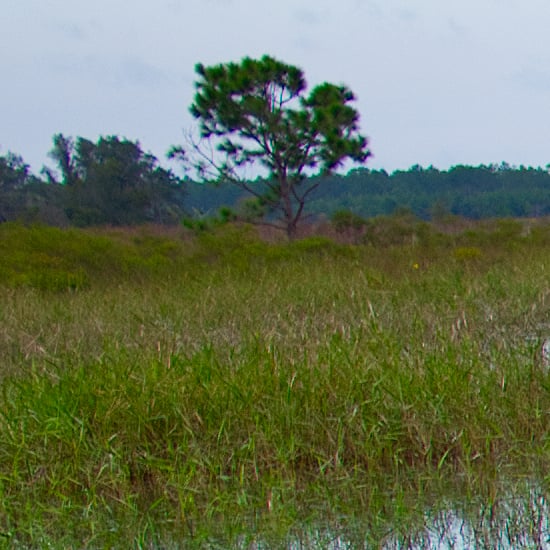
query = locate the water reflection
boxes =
[383,489,549,549]
[238,486,550,549]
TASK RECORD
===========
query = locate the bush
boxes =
[453,246,483,262]
[363,212,420,247]
[0,223,188,289]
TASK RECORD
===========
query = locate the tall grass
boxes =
[0,221,549,546]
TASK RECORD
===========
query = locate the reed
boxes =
[0,221,549,546]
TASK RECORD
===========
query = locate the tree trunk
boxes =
[286,219,298,240]
[280,175,297,240]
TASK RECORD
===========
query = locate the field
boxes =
[0,220,549,547]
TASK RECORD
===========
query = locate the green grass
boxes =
[0,221,549,547]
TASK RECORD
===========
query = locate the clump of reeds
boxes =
[0,220,549,546]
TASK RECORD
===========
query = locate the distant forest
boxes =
[1,135,549,227]
[185,163,550,221]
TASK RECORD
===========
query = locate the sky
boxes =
[2,0,550,176]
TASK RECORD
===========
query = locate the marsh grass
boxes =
[0,221,549,546]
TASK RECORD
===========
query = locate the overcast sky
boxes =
[2,0,550,175]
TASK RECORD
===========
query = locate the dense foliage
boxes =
[0,135,186,226]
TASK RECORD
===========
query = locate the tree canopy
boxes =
[46,134,186,226]
[0,153,47,223]
[172,55,371,238]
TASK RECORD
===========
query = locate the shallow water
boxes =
[231,486,550,549]
[383,491,549,549]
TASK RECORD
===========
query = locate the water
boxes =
[231,486,550,549]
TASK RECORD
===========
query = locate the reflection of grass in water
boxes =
[261,482,550,549]
[367,481,550,549]
[0,222,549,546]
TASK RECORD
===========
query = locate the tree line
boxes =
[2,140,549,229]
[0,134,186,227]
[309,163,550,220]
[1,55,549,232]
[184,163,550,221]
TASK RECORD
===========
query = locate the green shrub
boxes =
[0,223,188,289]
[331,210,368,242]
[453,246,483,262]
[25,268,90,291]
[362,213,419,247]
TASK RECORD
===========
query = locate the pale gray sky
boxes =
[2,0,550,175]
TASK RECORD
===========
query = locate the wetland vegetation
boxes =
[0,218,549,547]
